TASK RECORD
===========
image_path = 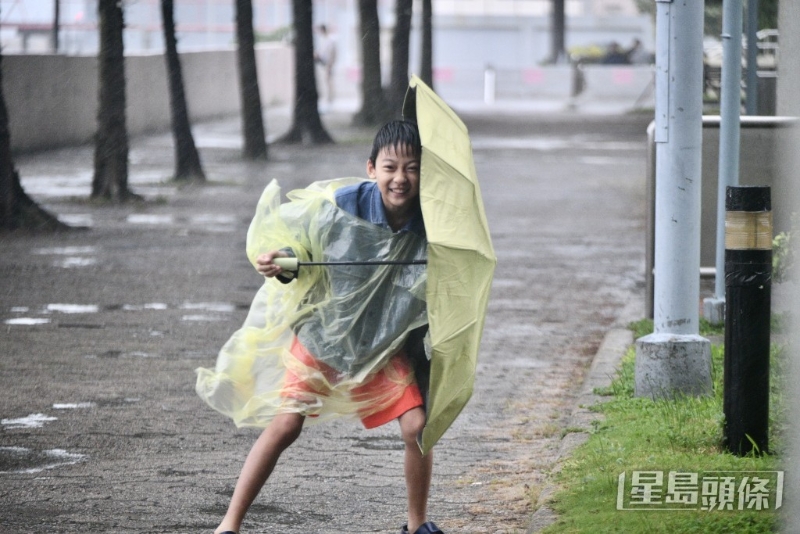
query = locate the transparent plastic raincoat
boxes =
[195,178,429,428]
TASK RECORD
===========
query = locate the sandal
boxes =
[400,522,444,534]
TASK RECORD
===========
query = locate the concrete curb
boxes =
[526,327,635,533]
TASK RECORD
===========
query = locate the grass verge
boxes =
[539,319,786,533]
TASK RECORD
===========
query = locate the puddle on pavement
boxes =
[190,214,237,225]
[56,257,97,268]
[53,402,96,410]
[5,301,237,326]
[180,302,236,322]
[33,246,98,256]
[20,173,92,198]
[46,304,100,314]
[193,136,245,150]
[122,303,168,311]
[32,246,98,268]
[181,314,227,322]
[180,302,236,313]
[0,446,87,474]
[4,317,51,325]
[491,278,526,288]
[90,397,141,407]
[1,413,58,429]
[127,214,174,225]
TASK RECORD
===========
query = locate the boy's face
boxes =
[367,144,421,215]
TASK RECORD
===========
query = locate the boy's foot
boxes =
[400,521,444,534]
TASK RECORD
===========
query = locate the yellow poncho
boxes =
[195,178,429,427]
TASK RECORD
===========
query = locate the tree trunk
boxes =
[236,0,268,159]
[0,49,67,231]
[161,0,206,182]
[551,0,566,63]
[353,0,390,126]
[387,0,413,114]
[279,0,333,144]
[92,0,135,202]
[420,0,433,88]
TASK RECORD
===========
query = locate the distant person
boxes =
[314,24,337,109]
[602,41,629,65]
[626,38,653,65]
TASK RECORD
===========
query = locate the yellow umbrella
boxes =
[403,76,497,454]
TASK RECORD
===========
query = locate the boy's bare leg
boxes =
[399,407,433,533]
[215,413,305,534]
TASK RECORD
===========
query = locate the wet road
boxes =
[1,108,649,533]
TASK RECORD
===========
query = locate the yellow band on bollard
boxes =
[725,211,773,250]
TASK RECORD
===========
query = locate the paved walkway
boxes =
[1,103,650,533]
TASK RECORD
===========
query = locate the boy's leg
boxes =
[398,407,433,534]
[215,413,305,534]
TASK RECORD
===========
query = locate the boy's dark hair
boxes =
[368,120,421,164]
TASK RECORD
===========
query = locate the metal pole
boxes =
[708,0,744,320]
[723,185,771,455]
[635,0,711,400]
[652,0,704,336]
[745,0,760,115]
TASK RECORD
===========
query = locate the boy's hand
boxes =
[256,250,289,278]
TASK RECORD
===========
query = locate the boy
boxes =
[200,120,444,534]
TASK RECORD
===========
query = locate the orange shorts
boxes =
[282,337,423,429]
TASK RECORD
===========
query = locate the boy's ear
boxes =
[366,159,376,179]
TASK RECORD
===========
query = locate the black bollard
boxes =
[723,185,772,456]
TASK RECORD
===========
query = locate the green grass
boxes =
[539,320,787,533]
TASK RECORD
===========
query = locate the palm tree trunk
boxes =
[279,0,333,144]
[552,0,566,63]
[161,0,206,181]
[236,0,268,159]
[0,47,67,231]
[92,0,134,202]
[388,0,413,113]
[420,0,433,88]
[353,0,390,126]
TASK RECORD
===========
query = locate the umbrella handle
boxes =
[273,257,299,271]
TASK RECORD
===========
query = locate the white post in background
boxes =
[484,65,496,104]
[705,0,744,324]
[635,0,712,399]
[744,0,760,115]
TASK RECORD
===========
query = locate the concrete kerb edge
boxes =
[526,326,635,533]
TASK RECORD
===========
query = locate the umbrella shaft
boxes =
[300,260,427,266]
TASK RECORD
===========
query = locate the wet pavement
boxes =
[1,103,651,533]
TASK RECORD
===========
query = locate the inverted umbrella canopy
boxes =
[403,76,497,454]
